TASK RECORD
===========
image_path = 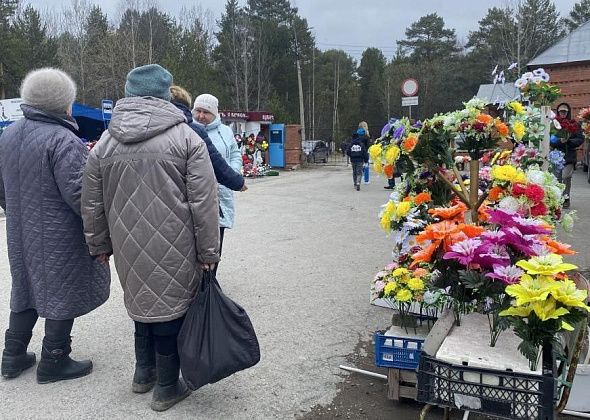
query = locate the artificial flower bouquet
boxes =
[578,107,590,141]
[515,68,561,107]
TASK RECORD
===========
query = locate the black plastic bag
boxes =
[178,271,260,391]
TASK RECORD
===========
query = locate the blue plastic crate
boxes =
[374,331,424,370]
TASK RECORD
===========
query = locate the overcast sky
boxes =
[28,0,579,61]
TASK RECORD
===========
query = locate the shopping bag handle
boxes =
[200,270,216,292]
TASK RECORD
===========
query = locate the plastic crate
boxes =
[374,331,424,370]
[417,353,555,420]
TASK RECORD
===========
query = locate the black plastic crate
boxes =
[417,353,555,420]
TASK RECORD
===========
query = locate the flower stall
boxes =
[368,70,589,418]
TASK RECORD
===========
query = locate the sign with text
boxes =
[402,96,419,107]
[101,99,113,121]
[219,110,275,122]
[0,98,24,123]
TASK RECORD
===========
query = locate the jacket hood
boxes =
[21,104,79,135]
[108,97,187,144]
[194,115,221,132]
[172,101,194,124]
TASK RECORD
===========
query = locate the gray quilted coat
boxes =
[81,97,220,323]
[0,105,111,320]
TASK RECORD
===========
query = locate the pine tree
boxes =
[564,0,590,31]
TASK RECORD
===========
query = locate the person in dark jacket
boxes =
[170,85,246,192]
[0,68,111,383]
[346,128,369,191]
[552,102,584,208]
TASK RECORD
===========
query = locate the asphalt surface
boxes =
[1,163,588,419]
[0,164,394,419]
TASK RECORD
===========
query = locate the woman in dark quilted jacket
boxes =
[0,68,111,383]
[81,65,220,412]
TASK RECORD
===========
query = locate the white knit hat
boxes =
[193,94,219,116]
[20,68,77,114]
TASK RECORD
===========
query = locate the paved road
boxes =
[0,165,394,419]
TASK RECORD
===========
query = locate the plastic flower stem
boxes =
[469,160,479,223]
[452,165,470,199]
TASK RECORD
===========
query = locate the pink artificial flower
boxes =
[486,265,524,284]
[374,281,386,293]
[443,238,482,266]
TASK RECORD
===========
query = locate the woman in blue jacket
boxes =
[192,94,242,274]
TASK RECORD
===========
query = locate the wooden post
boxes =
[541,105,551,170]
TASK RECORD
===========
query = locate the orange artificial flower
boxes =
[476,113,493,125]
[410,242,439,267]
[403,196,413,202]
[428,202,468,221]
[495,121,509,137]
[542,237,577,255]
[402,134,418,152]
[414,192,432,206]
[383,164,394,178]
[459,224,485,238]
[478,204,491,223]
[488,186,504,201]
[413,267,429,277]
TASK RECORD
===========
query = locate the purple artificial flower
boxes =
[512,144,526,163]
[385,262,399,270]
[501,227,537,256]
[412,121,423,129]
[486,265,524,285]
[530,242,549,257]
[374,271,389,280]
[488,209,519,227]
[481,230,506,244]
[473,242,511,268]
[443,238,482,266]
[393,126,405,139]
[374,280,386,293]
[512,216,552,235]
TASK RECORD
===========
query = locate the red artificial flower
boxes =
[530,202,548,217]
[512,183,527,196]
[524,184,545,203]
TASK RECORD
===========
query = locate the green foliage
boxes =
[397,13,459,62]
[564,0,590,31]
[411,120,453,168]
[358,48,386,137]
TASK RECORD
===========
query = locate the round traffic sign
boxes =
[401,78,419,97]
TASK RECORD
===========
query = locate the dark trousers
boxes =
[134,316,185,356]
[8,308,74,341]
[213,227,225,276]
[351,162,364,185]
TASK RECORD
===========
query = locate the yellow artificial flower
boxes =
[380,212,391,232]
[384,145,401,165]
[392,268,409,277]
[383,281,397,296]
[551,280,590,311]
[504,274,556,306]
[508,101,525,115]
[516,254,578,276]
[492,165,519,182]
[500,306,532,318]
[368,144,382,161]
[395,201,412,218]
[512,120,526,141]
[407,277,425,291]
[513,171,527,184]
[395,289,413,302]
[531,298,570,322]
[373,161,383,174]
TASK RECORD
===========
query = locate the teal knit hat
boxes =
[125,64,173,100]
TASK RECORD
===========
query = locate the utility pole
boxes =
[312,48,315,139]
[292,19,306,142]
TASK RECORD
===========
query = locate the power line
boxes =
[317,41,398,49]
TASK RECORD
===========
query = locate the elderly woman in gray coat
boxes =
[81,64,219,412]
[0,68,111,384]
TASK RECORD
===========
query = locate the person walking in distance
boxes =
[358,121,371,184]
[347,128,369,190]
[0,68,110,383]
[81,64,220,411]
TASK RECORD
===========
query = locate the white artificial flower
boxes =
[522,72,534,80]
[541,73,550,82]
[514,78,527,88]
[499,196,521,213]
[533,68,545,76]
[526,169,545,185]
[531,76,543,83]
[553,119,562,130]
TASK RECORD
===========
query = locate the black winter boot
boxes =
[36,337,93,384]
[1,330,36,379]
[151,353,191,412]
[132,334,156,393]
